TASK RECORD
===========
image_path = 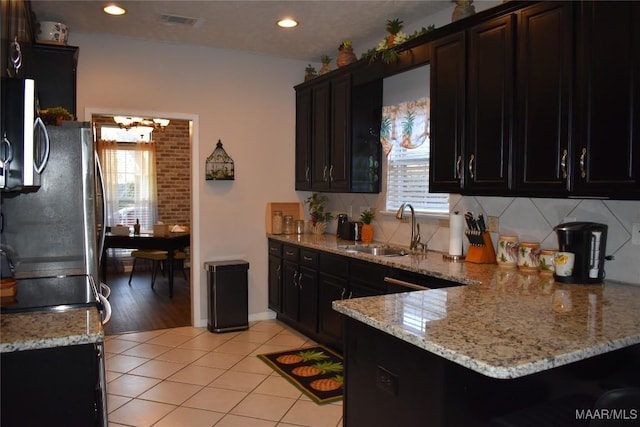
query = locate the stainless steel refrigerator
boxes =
[0,121,109,426]
[1,121,104,280]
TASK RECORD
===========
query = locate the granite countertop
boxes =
[268,233,640,379]
[0,308,104,353]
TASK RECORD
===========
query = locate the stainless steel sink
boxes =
[338,245,409,257]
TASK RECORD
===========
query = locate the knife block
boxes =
[465,232,497,264]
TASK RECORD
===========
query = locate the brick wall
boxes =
[93,115,191,230]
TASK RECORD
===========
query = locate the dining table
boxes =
[101,231,190,298]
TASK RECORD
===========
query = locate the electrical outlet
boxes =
[632,223,640,245]
[487,216,499,233]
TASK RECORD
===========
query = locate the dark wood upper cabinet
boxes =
[327,73,351,192]
[572,1,640,197]
[466,13,514,194]
[295,87,312,190]
[31,44,79,116]
[295,70,381,193]
[430,13,513,195]
[310,80,332,191]
[514,1,573,196]
[430,32,466,193]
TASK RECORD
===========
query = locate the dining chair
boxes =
[128,250,168,288]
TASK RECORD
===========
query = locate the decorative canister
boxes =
[272,211,283,235]
[283,215,294,234]
[538,249,556,275]
[496,235,519,267]
[517,242,540,271]
[294,220,305,235]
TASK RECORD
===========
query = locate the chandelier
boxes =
[113,116,170,134]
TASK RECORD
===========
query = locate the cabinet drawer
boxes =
[282,245,299,262]
[388,268,461,290]
[300,249,319,268]
[320,253,349,278]
[350,259,388,292]
[268,240,282,256]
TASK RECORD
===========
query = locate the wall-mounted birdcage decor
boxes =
[206,139,235,180]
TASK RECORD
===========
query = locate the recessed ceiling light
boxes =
[104,4,126,16]
[277,18,298,28]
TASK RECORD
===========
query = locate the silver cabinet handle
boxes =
[561,149,568,179]
[580,147,587,179]
[384,276,431,291]
[329,165,334,182]
[303,255,313,262]
[456,155,462,180]
[276,264,281,280]
[340,288,346,299]
[305,166,310,182]
[323,165,328,181]
[468,154,475,180]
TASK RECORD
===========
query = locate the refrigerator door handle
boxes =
[98,293,111,324]
[95,154,107,263]
[33,117,50,174]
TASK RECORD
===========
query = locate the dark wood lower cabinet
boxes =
[1,343,105,426]
[344,319,640,427]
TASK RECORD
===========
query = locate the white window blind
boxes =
[383,98,449,214]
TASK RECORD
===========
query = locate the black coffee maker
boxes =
[554,222,608,284]
[336,214,349,239]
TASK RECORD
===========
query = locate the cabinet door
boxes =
[32,44,78,115]
[281,260,299,324]
[318,273,347,351]
[466,14,514,194]
[514,2,573,196]
[311,81,331,191]
[268,254,282,312]
[298,266,318,334]
[328,73,351,191]
[295,87,312,190]
[573,1,640,198]
[430,31,466,193]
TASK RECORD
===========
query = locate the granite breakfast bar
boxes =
[331,255,640,426]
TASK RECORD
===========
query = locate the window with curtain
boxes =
[383,97,449,214]
[97,131,158,231]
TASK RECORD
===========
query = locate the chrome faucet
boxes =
[396,203,421,251]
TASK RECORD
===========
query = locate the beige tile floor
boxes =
[105,319,343,427]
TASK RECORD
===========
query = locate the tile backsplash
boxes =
[323,194,640,285]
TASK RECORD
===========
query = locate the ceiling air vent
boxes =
[159,13,199,26]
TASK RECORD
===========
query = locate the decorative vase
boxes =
[310,222,327,235]
[361,224,374,243]
[452,0,475,22]
[337,47,357,68]
[319,62,331,75]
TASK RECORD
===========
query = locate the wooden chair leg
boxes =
[128,258,138,285]
[150,261,159,288]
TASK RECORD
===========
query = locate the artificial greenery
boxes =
[39,106,74,125]
[304,193,334,225]
[359,209,375,225]
[362,19,436,64]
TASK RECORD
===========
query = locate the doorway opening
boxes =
[91,112,193,335]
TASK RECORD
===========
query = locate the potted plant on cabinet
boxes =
[304,193,334,234]
[360,209,375,243]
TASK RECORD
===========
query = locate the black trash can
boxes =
[205,260,249,333]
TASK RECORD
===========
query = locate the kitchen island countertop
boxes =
[0,308,104,353]
[267,233,640,379]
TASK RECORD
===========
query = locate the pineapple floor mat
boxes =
[257,345,343,404]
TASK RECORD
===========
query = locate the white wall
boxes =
[73,32,307,326]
